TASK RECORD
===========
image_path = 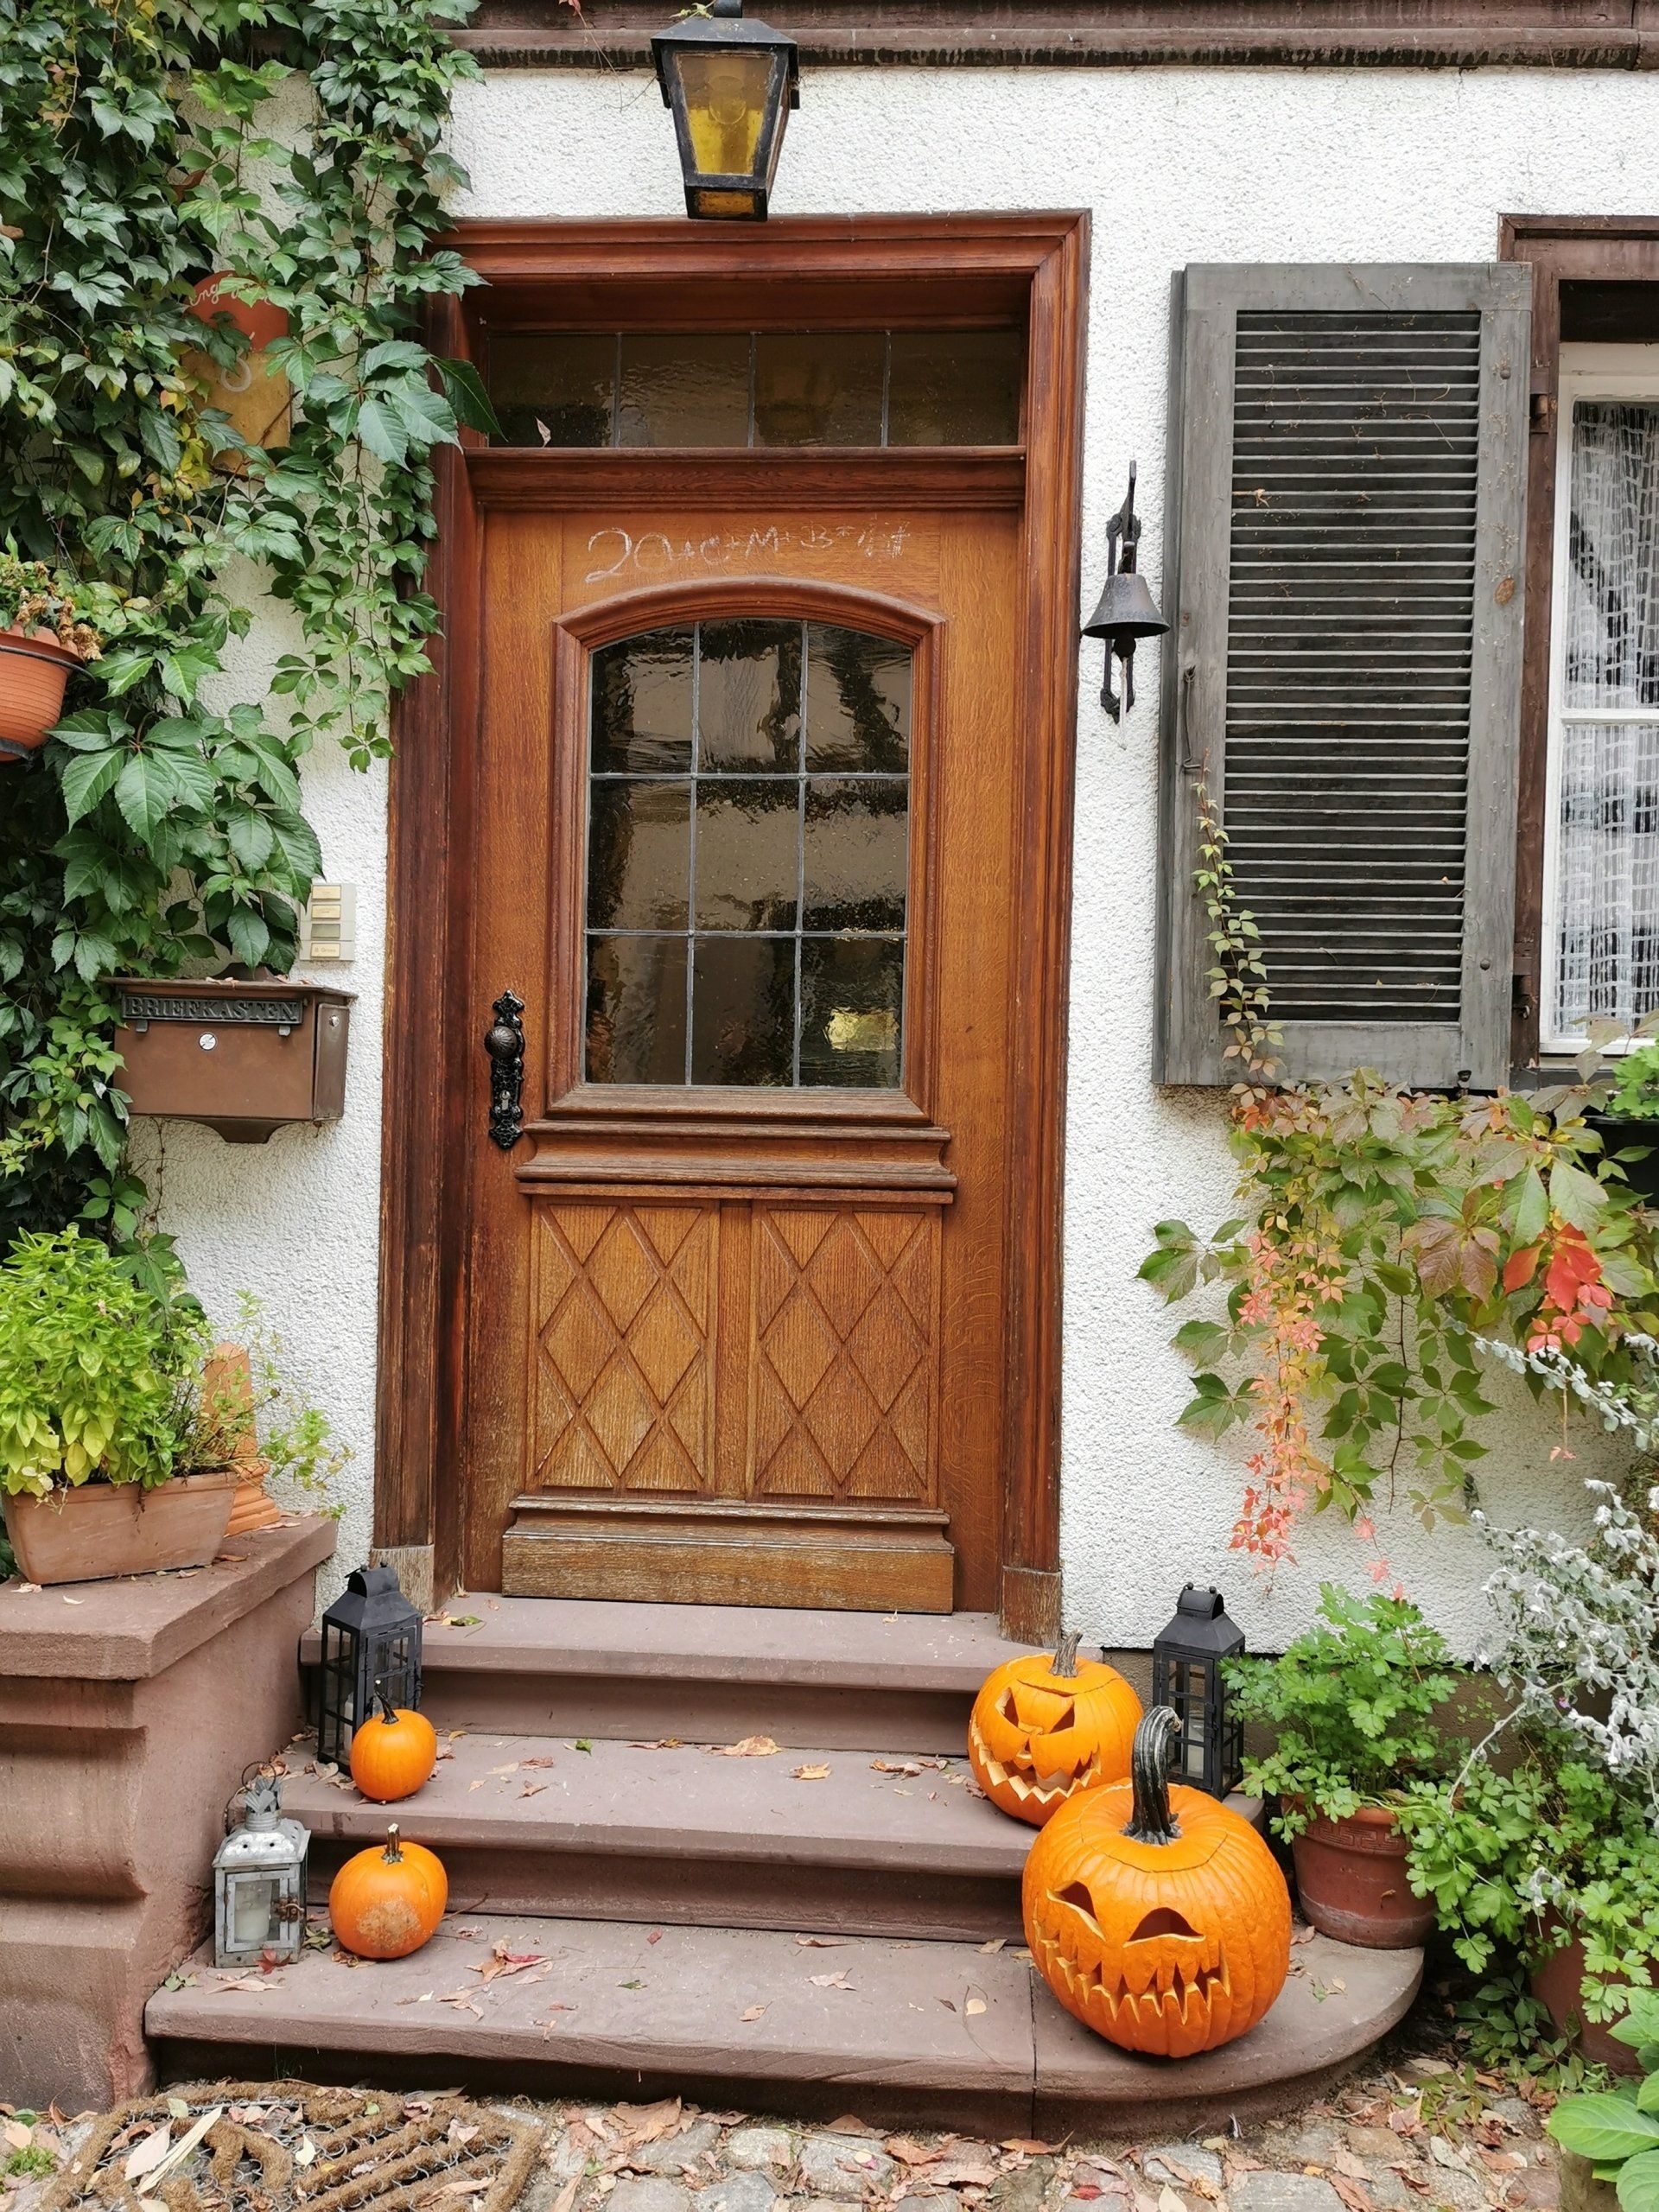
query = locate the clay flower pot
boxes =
[2,1469,239,1586]
[1291,1805,1434,1948]
[1532,1936,1644,2075]
[0,626,79,763]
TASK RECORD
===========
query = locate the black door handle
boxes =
[484,990,525,1149]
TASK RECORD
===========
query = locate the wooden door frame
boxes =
[372,213,1089,1640]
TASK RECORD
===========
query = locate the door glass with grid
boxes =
[583,619,911,1089]
[1548,363,1659,1044]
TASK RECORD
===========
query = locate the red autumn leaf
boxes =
[1502,1243,1541,1292]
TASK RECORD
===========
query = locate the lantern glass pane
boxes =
[674,46,774,180]
[230,1873,276,1948]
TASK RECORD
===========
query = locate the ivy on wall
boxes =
[0,0,489,1235]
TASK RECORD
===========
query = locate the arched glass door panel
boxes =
[582,617,912,1089]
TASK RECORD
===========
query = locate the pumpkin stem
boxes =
[1051,1629,1083,1679]
[372,1681,397,1726]
[384,1822,404,1863]
[1122,1707,1183,1845]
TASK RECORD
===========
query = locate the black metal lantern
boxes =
[1150,1585,1244,1798]
[1082,461,1168,721]
[652,0,799,222]
[314,1564,423,1765]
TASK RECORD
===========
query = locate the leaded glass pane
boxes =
[1564,402,1659,709]
[583,620,913,1088]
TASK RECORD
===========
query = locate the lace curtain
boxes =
[1553,399,1659,1037]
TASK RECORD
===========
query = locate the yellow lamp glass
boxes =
[652,3,798,221]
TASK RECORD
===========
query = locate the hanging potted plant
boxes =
[0,552,106,764]
[1227,1586,1455,1948]
[0,1231,344,1586]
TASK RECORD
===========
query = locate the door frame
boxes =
[372,213,1090,1640]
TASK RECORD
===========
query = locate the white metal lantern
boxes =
[213,1771,309,1968]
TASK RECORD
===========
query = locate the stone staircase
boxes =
[143,1598,1422,2133]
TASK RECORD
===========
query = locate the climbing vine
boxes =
[0,0,488,1235]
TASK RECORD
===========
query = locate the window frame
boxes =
[1540,342,1659,1053]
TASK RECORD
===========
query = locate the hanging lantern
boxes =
[1149,1585,1244,1798]
[651,0,799,221]
[314,1564,423,1766]
[213,1770,309,1968]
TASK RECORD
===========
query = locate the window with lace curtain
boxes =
[1545,346,1659,1048]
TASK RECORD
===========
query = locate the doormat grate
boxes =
[41,2082,543,2212]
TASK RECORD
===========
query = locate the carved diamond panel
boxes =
[529,1202,715,1494]
[751,1207,940,1503]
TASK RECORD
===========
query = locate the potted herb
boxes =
[1228,1585,1455,1947]
[1592,1043,1659,1208]
[0,1231,345,1585]
[0,552,108,763]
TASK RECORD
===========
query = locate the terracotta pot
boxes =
[0,626,79,762]
[1291,1805,1435,1948]
[226,1471,283,1535]
[2,1469,238,1586]
[1532,1936,1644,2075]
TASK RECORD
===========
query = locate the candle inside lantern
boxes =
[231,1874,274,1948]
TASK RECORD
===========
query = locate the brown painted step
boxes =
[300,1596,1032,1751]
[145,1914,1424,2136]
[286,1732,1027,1942]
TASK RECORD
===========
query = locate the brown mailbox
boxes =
[114,978,353,1143]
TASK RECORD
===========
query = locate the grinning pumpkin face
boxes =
[968,1633,1141,1827]
[1023,1706,1290,2058]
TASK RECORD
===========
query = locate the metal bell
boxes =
[1082,461,1169,721]
[1082,567,1168,645]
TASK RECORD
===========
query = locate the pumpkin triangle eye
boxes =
[1046,1700,1077,1730]
[997,1688,1020,1722]
[1128,1906,1200,1941]
[1052,1880,1103,1936]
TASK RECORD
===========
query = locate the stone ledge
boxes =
[0,1516,334,1681]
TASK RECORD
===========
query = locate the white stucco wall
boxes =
[143,60,1654,1649]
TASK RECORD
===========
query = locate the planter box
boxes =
[3,1470,239,1587]
[114,977,353,1143]
[1533,1936,1646,2075]
[0,1516,335,2109]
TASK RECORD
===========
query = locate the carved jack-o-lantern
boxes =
[1023,1705,1290,2058]
[968,1630,1142,1827]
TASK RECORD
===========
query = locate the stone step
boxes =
[284,1731,1027,1942]
[145,1913,1424,2137]
[301,1596,1032,1751]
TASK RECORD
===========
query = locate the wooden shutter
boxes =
[1156,262,1532,1089]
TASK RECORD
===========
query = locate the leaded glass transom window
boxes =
[1547,355,1659,1045]
[583,619,912,1089]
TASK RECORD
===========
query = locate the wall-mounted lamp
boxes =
[652,0,800,221]
[1082,462,1169,721]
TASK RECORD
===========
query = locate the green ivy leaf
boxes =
[60,747,126,826]
[355,395,409,466]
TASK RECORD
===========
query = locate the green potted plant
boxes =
[1592,1043,1659,1208]
[1228,1584,1457,1947]
[0,551,109,764]
[1545,1985,1659,2212]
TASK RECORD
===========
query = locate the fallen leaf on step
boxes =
[711,1735,779,1758]
[124,2128,173,2183]
[520,1755,556,1768]
[521,1783,548,1798]
[793,1764,831,1781]
[439,1991,486,2018]
[809,1970,855,1989]
[647,1930,663,1945]
[1327,2179,1376,2212]
[3,2123,33,2152]
[965,1997,988,2017]
[872,1759,924,1776]
[474,1942,544,1982]
[1002,2142,1059,2159]
[549,2171,584,2212]
[62,1596,83,1605]
[795,1934,845,1948]
[740,2005,767,2022]
[825,2117,871,2135]
[631,1739,683,1749]
[488,1761,519,1777]
[977,1939,1007,1955]
[886,2139,942,2167]
[1160,2189,1187,2212]
[931,2160,999,2187]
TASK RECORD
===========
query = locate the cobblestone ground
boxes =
[0,2030,1560,2212]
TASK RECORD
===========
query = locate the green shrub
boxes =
[0,1228,206,1496]
[1227,1583,1460,1834]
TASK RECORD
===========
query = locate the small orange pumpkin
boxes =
[328,1823,448,1960]
[350,1688,438,1802]
[1024,1705,1290,2059]
[968,1630,1141,1827]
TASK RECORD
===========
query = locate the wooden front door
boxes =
[462,491,1021,1611]
[378,217,1086,1633]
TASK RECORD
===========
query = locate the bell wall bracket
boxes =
[1081,461,1169,723]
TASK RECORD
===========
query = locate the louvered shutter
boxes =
[1155,263,1532,1089]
